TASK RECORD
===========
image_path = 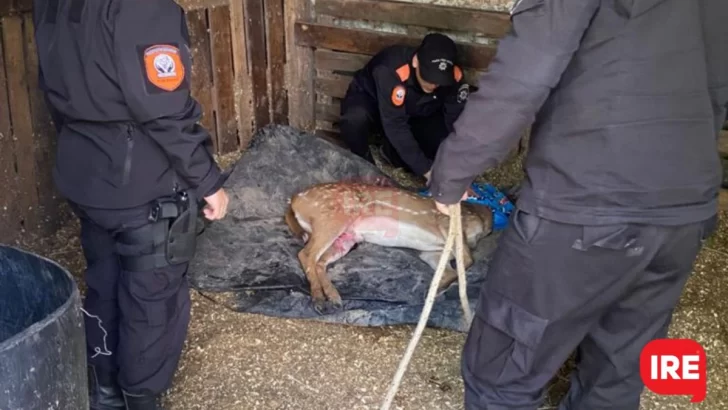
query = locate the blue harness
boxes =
[418,182,515,231]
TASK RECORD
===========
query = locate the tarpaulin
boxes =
[187,125,501,332]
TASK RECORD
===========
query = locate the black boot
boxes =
[88,365,125,410]
[122,391,163,410]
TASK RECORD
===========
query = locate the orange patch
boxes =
[143,45,185,92]
[391,85,406,107]
[454,65,463,82]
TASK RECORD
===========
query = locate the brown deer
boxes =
[284,180,493,312]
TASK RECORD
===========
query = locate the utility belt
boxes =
[116,190,201,272]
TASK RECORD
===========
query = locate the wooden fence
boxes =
[0,0,287,243]
[2,0,727,244]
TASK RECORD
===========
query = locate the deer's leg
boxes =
[298,248,324,306]
[418,251,459,293]
[300,219,352,313]
[315,231,359,308]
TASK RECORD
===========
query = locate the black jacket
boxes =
[32,0,223,209]
[430,0,728,226]
[351,45,470,175]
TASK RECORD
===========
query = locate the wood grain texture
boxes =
[315,0,511,38]
[284,0,315,131]
[265,0,288,125]
[209,5,239,153]
[315,75,351,100]
[229,0,255,150]
[23,14,61,234]
[2,16,39,231]
[315,49,370,74]
[0,21,20,241]
[186,8,218,153]
[295,22,496,70]
[315,101,340,123]
[245,0,270,130]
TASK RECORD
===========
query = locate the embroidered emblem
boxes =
[143,44,185,92]
[391,85,406,106]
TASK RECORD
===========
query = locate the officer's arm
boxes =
[442,71,469,133]
[429,0,601,204]
[374,66,432,176]
[112,0,222,199]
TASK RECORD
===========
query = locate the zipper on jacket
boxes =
[122,124,134,186]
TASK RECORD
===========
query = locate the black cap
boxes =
[416,33,458,87]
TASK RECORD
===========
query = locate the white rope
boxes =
[380,202,473,410]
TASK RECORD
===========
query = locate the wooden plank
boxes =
[315,0,511,39]
[0,20,20,241]
[230,0,255,150]
[2,16,39,231]
[315,49,370,73]
[245,0,270,129]
[720,189,728,212]
[284,0,316,131]
[295,22,496,70]
[265,0,288,125]
[315,75,351,100]
[23,14,61,234]
[186,8,217,152]
[316,101,341,123]
[209,5,239,153]
[719,130,728,157]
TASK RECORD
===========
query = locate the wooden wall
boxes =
[0,0,287,244]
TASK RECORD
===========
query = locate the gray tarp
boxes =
[187,125,501,332]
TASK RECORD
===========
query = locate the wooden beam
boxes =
[285,0,316,132]
[295,22,496,70]
[186,8,217,152]
[245,0,271,130]
[315,49,370,73]
[316,102,341,123]
[315,75,351,100]
[0,16,19,241]
[23,14,62,235]
[177,0,229,11]
[230,0,256,150]
[209,5,239,153]
[315,0,511,39]
[265,0,289,125]
[2,16,39,231]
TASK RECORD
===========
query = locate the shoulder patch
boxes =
[395,64,410,82]
[141,44,186,92]
[453,65,463,82]
[457,83,469,104]
[391,85,406,107]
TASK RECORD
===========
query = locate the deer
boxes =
[284,179,493,313]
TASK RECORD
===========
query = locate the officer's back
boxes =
[33,0,221,210]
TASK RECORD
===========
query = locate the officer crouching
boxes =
[33,0,229,409]
[339,33,471,183]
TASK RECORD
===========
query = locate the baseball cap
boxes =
[416,33,458,87]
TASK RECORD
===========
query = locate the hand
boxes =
[434,191,470,216]
[203,188,229,220]
[423,170,432,184]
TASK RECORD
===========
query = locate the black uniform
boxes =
[32,0,223,408]
[339,34,470,176]
[427,0,728,409]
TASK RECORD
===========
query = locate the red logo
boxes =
[639,339,707,403]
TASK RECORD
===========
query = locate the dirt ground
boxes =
[13,149,728,410]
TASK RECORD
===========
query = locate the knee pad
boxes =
[115,192,199,272]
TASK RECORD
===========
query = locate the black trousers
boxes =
[69,201,191,397]
[462,209,716,410]
[339,85,449,173]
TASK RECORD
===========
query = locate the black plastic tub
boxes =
[0,244,88,410]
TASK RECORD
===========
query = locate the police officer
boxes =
[339,32,471,182]
[427,0,727,409]
[32,0,229,409]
